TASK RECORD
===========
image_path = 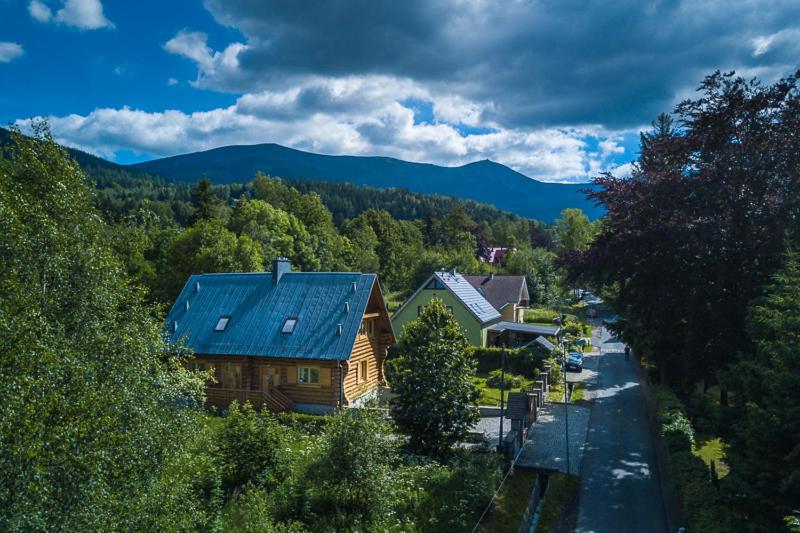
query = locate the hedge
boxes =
[651,386,735,532]
[469,346,548,378]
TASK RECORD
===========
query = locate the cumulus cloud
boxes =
[17,77,638,183]
[0,42,24,63]
[28,0,114,30]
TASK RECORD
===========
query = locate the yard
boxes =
[474,374,537,406]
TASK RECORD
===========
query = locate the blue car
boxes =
[565,351,584,372]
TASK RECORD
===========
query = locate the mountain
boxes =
[133,143,602,222]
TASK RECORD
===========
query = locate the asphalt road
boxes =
[575,328,668,533]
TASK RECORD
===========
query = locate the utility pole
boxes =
[564,338,570,474]
[497,347,506,454]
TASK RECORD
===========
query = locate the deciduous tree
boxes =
[386,299,480,457]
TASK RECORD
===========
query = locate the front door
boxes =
[264,366,281,389]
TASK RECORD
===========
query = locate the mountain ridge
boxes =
[132,142,602,222]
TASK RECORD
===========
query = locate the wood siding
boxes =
[190,279,395,412]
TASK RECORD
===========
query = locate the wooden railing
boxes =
[205,377,294,413]
[263,375,294,412]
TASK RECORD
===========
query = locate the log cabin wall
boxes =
[191,355,341,408]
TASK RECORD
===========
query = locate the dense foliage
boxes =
[571,71,800,530]
[0,126,206,530]
[386,298,481,457]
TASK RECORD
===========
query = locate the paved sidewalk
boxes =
[517,402,590,474]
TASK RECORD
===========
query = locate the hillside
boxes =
[133,143,602,222]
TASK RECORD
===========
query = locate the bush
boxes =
[670,452,736,533]
[218,402,291,493]
[651,387,735,532]
[275,412,330,435]
[651,386,695,453]
[412,451,503,533]
[470,346,549,378]
[485,369,524,389]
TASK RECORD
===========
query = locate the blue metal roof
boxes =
[165,271,376,360]
[435,271,502,324]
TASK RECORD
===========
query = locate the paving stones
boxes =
[517,402,590,474]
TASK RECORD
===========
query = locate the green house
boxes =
[391,270,502,346]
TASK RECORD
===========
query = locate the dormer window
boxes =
[282,317,298,334]
[214,316,230,332]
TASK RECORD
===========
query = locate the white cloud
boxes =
[28,0,52,22]
[0,42,24,63]
[750,28,800,57]
[29,0,114,30]
[167,77,178,86]
[17,77,636,183]
[164,31,246,89]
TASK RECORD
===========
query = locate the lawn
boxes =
[547,381,585,403]
[478,469,539,532]
[473,375,536,406]
[536,473,581,532]
[693,436,729,478]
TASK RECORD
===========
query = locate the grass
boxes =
[693,436,729,478]
[478,469,538,532]
[536,473,581,532]
[473,375,536,406]
[546,380,585,403]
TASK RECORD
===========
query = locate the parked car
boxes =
[565,351,584,372]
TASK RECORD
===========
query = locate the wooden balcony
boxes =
[205,376,294,413]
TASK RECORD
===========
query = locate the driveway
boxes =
[575,326,668,533]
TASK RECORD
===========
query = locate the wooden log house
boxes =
[165,258,395,414]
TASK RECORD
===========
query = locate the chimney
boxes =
[272,257,292,284]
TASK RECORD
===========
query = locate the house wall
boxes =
[500,304,516,323]
[190,286,391,411]
[392,288,484,346]
[190,355,341,409]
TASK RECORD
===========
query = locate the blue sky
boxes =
[1,1,798,182]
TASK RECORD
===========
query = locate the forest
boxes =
[0,123,590,531]
[568,71,800,532]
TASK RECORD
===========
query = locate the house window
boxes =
[282,317,298,334]
[360,319,375,337]
[298,367,320,385]
[359,360,367,382]
[214,316,230,332]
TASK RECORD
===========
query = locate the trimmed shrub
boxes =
[469,346,549,378]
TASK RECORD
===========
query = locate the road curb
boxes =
[631,356,686,533]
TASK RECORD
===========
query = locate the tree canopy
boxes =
[386,298,480,457]
[0,125,205,530]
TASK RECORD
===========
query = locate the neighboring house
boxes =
[165,258,395,414]
[479,247,514,266]
[463,274,529,323]
[391,270,502,346]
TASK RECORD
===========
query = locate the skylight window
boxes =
[282,318,298,334]
[214,316,230,332]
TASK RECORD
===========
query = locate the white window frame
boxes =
[298,366,320,385]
